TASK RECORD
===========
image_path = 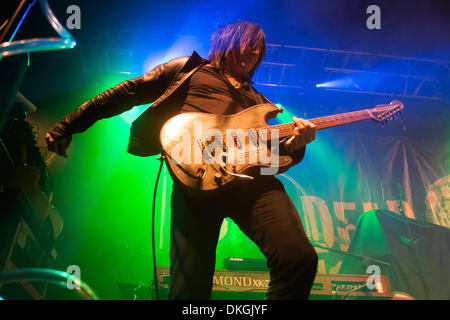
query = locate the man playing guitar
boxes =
[46,21,318,300]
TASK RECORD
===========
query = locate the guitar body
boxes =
[160,104,293,195]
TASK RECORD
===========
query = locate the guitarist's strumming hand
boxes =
[283,117,317,152]
[45,132,72,158]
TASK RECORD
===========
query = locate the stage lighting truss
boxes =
[76,29,449,101]
[254,44,450,101]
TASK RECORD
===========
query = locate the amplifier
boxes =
[155,266,392,300]
[224,257,269,271]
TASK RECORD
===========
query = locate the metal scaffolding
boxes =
[255,44,450,101]
[77,29,450,101]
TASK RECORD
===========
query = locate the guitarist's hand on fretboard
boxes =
[283,117,317,152]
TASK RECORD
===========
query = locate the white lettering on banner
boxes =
[333,202,356,251]
[299,197,416,272]
[300,196,334,248]
[386,200,416,219]
[363,202,379,212]
[300,198,416,249]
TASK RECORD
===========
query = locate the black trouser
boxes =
[168,176,318,300]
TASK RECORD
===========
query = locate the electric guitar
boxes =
[160,100,404,195]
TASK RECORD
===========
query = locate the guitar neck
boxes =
[266,109,373,139]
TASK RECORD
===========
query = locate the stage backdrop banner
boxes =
[280,129,450,275]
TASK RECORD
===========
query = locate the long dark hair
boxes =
[208,21,266,79]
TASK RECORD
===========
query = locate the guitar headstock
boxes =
[369,100,404,124]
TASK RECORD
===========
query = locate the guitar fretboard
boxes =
[261,109,372,139]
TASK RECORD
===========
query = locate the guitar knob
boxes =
[214,173,222,182]
[196,168,205,179]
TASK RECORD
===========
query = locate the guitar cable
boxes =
[150,154,165,300]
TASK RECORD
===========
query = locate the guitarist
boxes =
[45,21,318,300]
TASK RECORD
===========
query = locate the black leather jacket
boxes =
[48,51,207,156]
[48,51,305,163]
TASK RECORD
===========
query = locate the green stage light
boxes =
[274,103,295,124]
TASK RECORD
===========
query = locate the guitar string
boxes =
[271,106,396,131]
[197,108,395,160]
[271,110,370,130]
[259,110,371,138]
